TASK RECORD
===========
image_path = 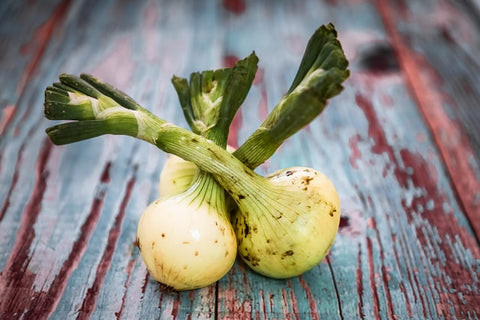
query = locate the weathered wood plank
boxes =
[0,1,77,318]
[377,0,480,247]
[334,1,480,318]
[371,1,480,315]
[0,0,68,258]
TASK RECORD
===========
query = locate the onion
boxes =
[43,23,349,286]
[158,154,197,198]
[232,167,340,278]
[158,159,340,278]
[159,145,236,198]
[138,172,237,290]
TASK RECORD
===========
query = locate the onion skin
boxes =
[159,145,236,198]
[159,155,197,198]
[233,167,340,279]
[137,195,237,291]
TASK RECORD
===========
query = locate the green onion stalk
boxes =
[44,23,349,284]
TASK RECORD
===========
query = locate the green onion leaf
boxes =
[234,23,350,169]
[172,52,258,146]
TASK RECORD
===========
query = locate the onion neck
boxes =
[144,119,281,220]
[145,116,271,202]
[180,170,229,220]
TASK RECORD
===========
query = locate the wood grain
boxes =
[0,0,479,319]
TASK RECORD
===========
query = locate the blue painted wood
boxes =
[0,0,479,319]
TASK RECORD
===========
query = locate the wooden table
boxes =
[1,0,479,319]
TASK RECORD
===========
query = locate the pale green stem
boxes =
[45,74,265,213]
[46,104,266,202]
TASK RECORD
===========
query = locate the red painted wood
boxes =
[17,0,72,95]
[77,170,136,320]
[0,139,52,316]
[377,0,480,242]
